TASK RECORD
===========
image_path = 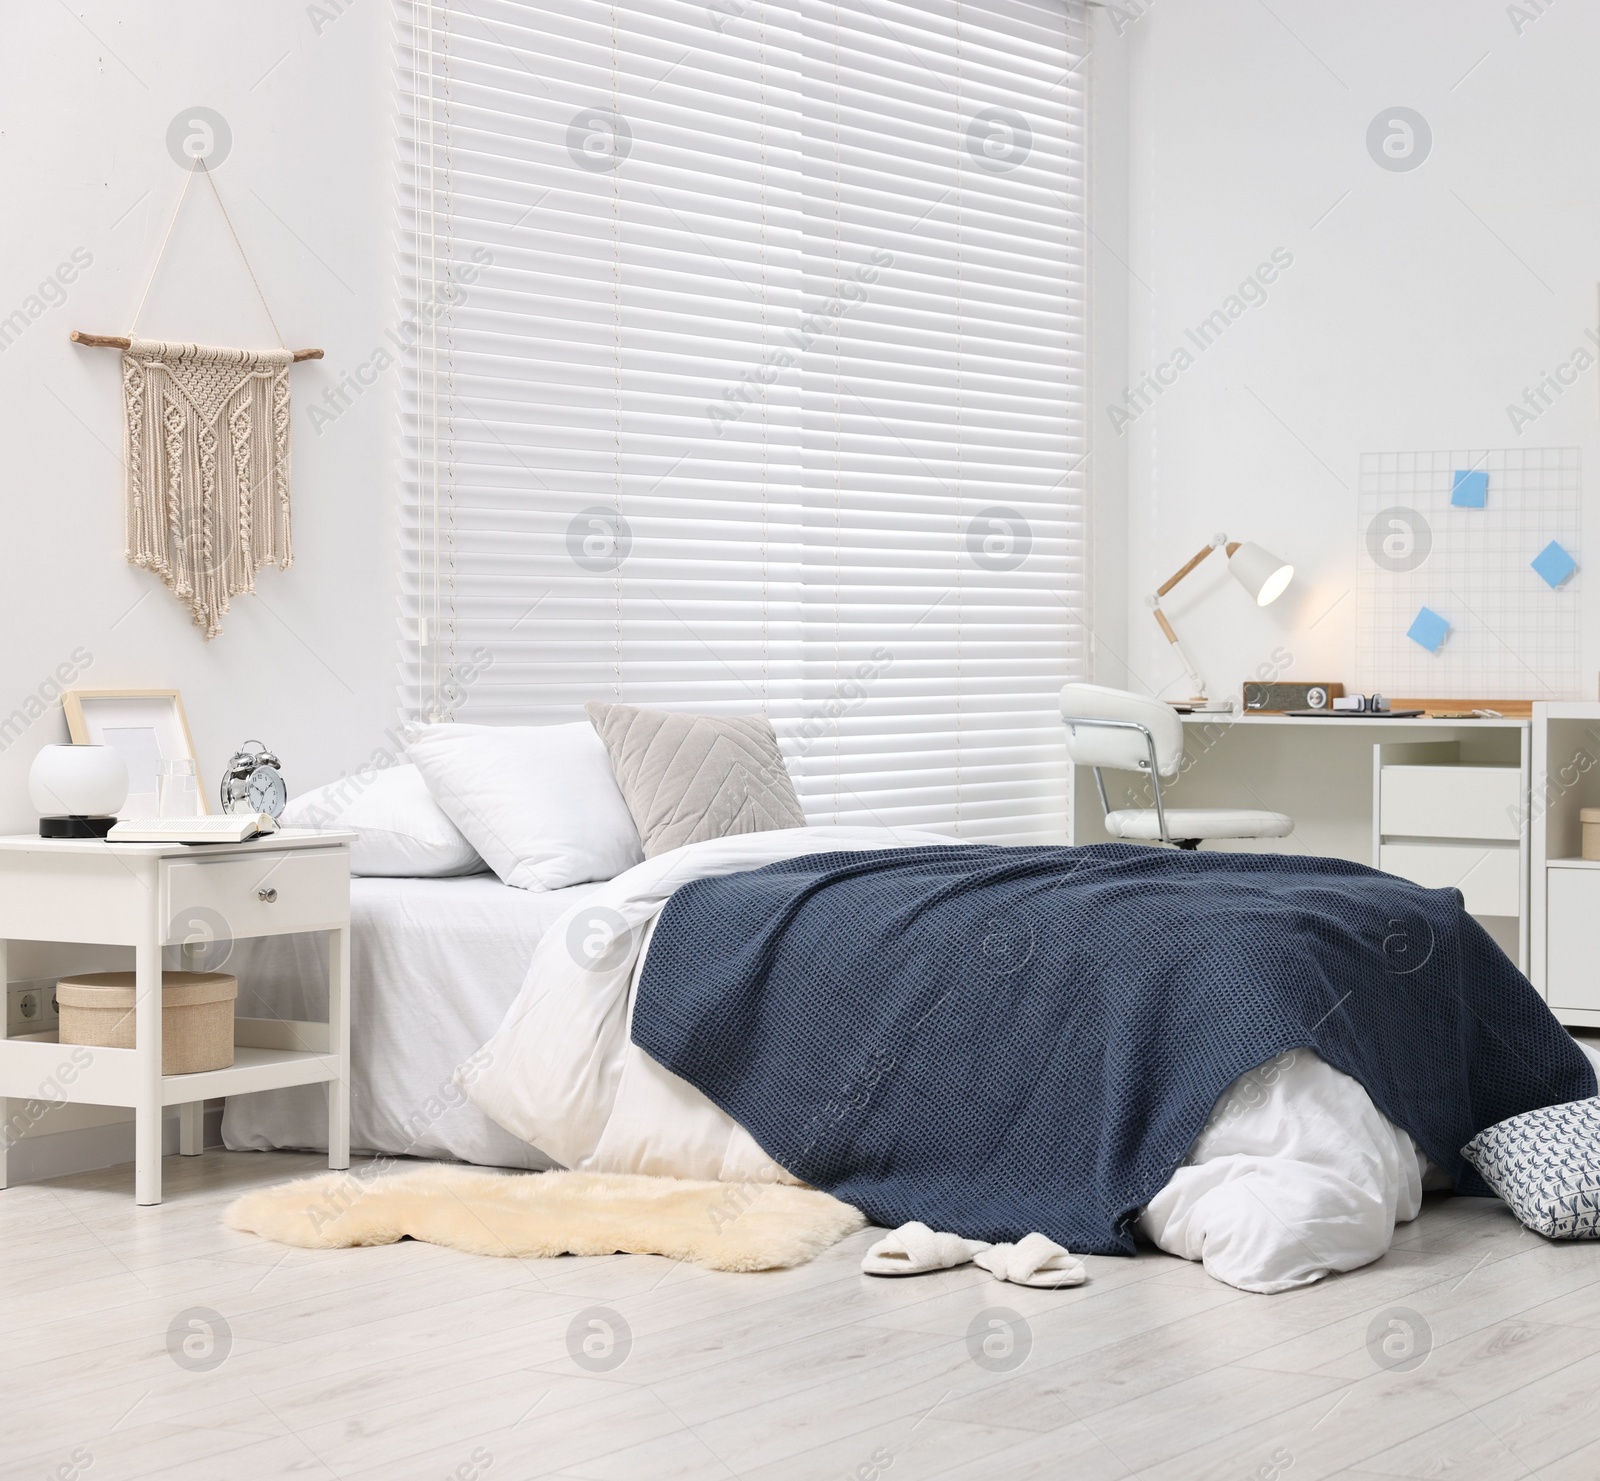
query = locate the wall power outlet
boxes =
[7,981,61,1037]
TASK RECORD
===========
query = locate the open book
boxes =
[107,814,281,844]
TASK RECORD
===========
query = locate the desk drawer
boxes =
[163,849,349,941]
[1380,842,1521,917]
[1379,765,1521,841]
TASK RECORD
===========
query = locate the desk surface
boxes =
[1180,713,1529,731]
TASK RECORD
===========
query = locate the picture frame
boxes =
[62,689,208,818]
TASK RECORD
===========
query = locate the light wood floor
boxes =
[5,1151,1600,1480]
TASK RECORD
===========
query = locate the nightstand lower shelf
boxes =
[0,1029,342,1106]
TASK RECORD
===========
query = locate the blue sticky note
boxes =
[1407,606,1450,653]
[1532,540,1577,588]
[1451,469,1488,508]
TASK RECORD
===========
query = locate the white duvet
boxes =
[465,825,1532,1294]
[469,828,950,1185]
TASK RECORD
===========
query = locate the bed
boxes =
[232,719,1600,1295]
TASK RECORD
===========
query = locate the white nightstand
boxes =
[0,828,356,1204]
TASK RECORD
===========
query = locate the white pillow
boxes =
[279,764,485,878]
[406,721,644,891]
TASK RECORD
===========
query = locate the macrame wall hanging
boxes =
[72,162,322,638]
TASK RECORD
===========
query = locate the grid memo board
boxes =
[1355,447,1581,700]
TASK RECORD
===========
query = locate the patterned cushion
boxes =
[584,703,805,859]
[1461,1098,1600,1239]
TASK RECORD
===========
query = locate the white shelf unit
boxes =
[1531,703,1600,1027]
[1372,731,1530,971]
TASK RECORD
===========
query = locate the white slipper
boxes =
[973,1232,1087,1288]
[861,1221,992,1277]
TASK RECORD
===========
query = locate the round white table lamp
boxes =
[29,745,130,838]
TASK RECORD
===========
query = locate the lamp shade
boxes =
[1228,542,1294,606]
[29,744,129,818]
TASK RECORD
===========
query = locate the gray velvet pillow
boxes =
[584,702,805,858]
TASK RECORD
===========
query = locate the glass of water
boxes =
[157,757,199,818]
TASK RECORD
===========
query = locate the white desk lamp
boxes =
[1147,534,1293,712]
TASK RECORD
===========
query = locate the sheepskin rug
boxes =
[224,1163,866,1272]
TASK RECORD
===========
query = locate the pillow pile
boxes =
[279,764,485,879]
[295,706,805,890]
[1461,1097,1600,1239]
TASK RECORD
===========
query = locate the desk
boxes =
[1067,713,1531,968]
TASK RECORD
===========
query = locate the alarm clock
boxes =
[220,741,287,818]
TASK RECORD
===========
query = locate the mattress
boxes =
[220,873,596,1168]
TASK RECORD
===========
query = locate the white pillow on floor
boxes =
[407,721,644,891]
[279,763,485,878]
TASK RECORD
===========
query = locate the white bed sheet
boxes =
[221,874,595,1168]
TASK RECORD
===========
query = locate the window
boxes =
[398,0,1087,842]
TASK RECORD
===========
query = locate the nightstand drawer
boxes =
[163,848,350,940]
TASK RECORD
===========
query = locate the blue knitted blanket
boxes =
[631,844,1595,1254]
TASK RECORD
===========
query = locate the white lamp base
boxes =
[1167,697,1237,715]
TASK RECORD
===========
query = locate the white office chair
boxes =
[1060,682,1294,850]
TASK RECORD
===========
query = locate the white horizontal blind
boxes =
[397,0,1087,842]
[794,0,1087,839]
[397,1,807,723]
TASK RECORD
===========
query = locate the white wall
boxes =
[1088,7,1131,692]
[0,1,396,833]
[1100,0,1600,704]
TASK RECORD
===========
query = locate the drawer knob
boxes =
[257,887,279,903]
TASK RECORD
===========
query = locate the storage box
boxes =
[1583,808,1600,862]
[56,971,237,1074]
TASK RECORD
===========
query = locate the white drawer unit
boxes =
[1379,765,1522,842]
[1374,737,1531,972]
[164,847,350,940]
[1379,842,1522,918]
[1546,867,1600,1013]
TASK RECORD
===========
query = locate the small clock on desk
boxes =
[220,741,288,818]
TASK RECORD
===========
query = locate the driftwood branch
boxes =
[71,330,323,362]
